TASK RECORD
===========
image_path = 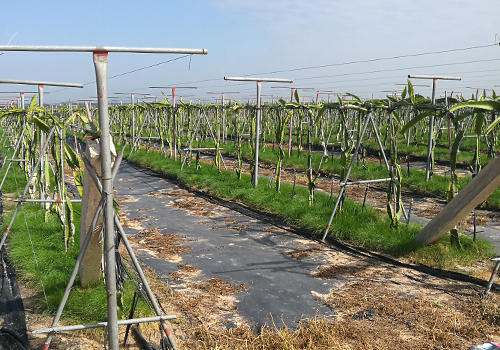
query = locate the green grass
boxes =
[120,143,495,270]
[0,154,151,327]
[165,136,500,208]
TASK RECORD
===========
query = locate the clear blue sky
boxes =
[1,0,499,104]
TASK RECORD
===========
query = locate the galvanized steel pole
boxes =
[131,94,135,147]
[408,75,461,181]
[0,78,83,88]
[172,87,177,160]
[93,51,119,350]
[224,77,293,187]
[254,81,261,187]
[0,45,207,54]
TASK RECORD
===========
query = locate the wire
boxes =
[244,43,499,77]
[165,43,500,88]
[294,57,500,82]
[49,55,191,94]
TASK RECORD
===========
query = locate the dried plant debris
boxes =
[190,278,246,296]
[119,214,152,228]
[137,207,152,212]
[210,223,247,231]
[197,220,216,225]
[282,244,324,260]
[313,264,361,279]
[178,262,199,273]
[114,195,139,203]
[180,278,500,350]
[129,228,196,259]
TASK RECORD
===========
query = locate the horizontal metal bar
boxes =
[7,158,26,162]
[183,147,224,151]
[32,314,177,334]
[14,199,82,203]
[0,79,83,88]
[224,76,293,83]
[340,177,397,187]
[0,45,207,55]
[408,74,461,81]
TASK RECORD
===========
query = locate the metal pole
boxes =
[288,88,295,157]
[0,78,83,88]
[221,93,225,144]
[172,87,177,161]
[81,153,177,349]
[425,79,436,181]
[253,81,261,187]
[0,45,207,54]
[41,195,106,349]
[38,84,46,207]
[485,258,500,296]
[131,94,135,148]
[407,75,461,181]
[35,314,176,334]
[93,51,119,350]
[322,113,372,241]
[0,122,27,191]
[0,126,56,252]
[407,198,413,227]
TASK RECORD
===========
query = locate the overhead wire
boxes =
[46,42,499,102]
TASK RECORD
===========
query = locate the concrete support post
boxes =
[413,156,500,246]
[79,139,117,286]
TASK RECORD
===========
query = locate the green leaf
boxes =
[28,94,37,112]
[285,102,300,109]
[33,116,50,132]
[401,86,407,100]
[64,143,80,169]
[451,111,473,124]
[475,112,485,136]
[279,98,286,105]
[450,130,464,173]
[449,100,500,112]
[408,79,414,103]
[400,110,434,134]
[345,92,361,103]
[294,89,301,104]
[391,111,401,124]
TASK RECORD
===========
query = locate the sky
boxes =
[0,0,499,105]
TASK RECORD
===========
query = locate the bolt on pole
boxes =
[224,77,292,187]
[408,75,461,181]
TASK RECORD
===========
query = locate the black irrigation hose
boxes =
[125,158,500,292]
